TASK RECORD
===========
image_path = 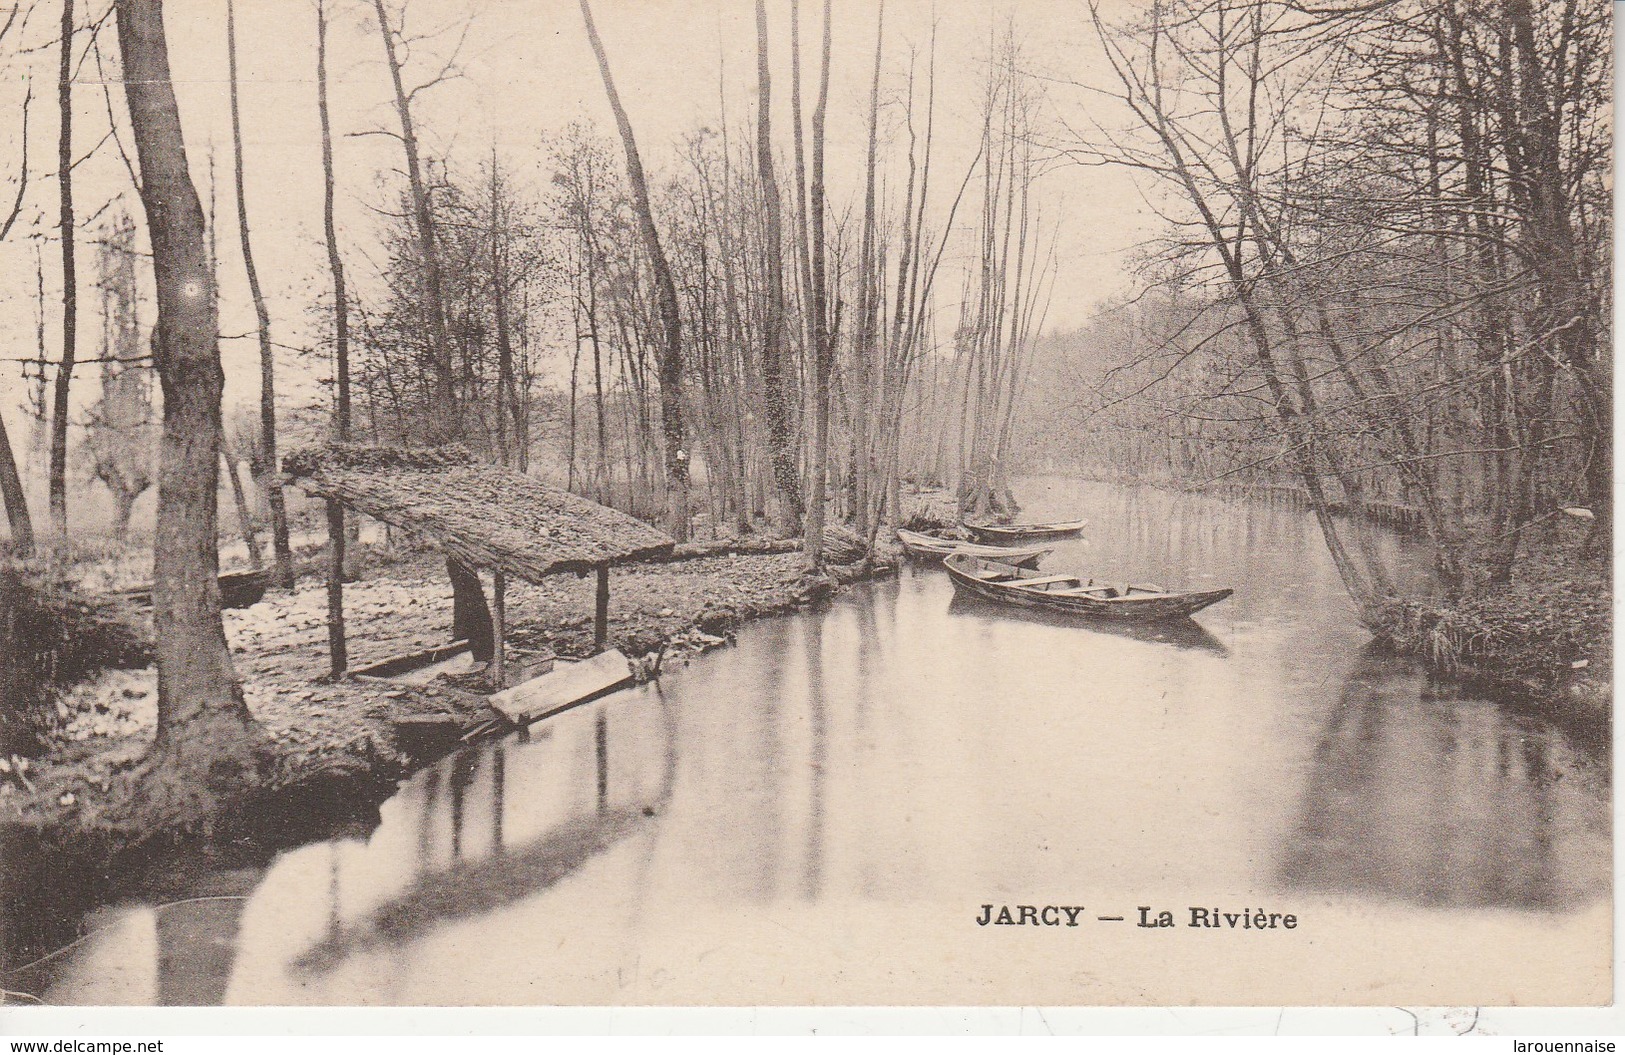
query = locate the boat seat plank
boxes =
[1011,574,1084,588]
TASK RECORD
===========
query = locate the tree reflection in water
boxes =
[291,699,677,974]
[154,896,249,1005]
[802,610,828,901]
[1277,645,1609,910]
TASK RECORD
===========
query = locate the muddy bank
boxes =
[1365,541,1610,738]
[0,543,894,838]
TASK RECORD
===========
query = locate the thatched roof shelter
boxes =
[284,444,675,580]
[285,444,676,685]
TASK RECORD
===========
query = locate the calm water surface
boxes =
[14,479,1612,1004]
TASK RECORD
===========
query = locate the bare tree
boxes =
[207,148,263,571]
[114,0,267,805]
[370,0,493,657]
[227,0,293,589]
[579,0,691,541]
[318,0,348,674]
[82,212,155,539]
[0,3,36,555]
[1067,0,1610,604]
[370,0,459,439]
[958,31,1044,525]
[755,0,801,532]
[802,0,833,564]
[47,0,76,537]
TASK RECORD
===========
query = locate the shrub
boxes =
[0,563,151,757]
[1370,581,1607,687]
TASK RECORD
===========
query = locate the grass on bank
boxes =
[1369,530,1609,695]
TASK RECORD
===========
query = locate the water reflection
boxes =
[12,478,1610,1005]
[155,898,247,1005]
[803,614,828,900]
[292,700,678,974]
[1278,645,1610,910]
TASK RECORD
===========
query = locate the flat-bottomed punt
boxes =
[895,528,1051,567]
[943,552,1232,622]
[962,518,1088,543]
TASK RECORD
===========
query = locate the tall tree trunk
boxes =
[209,144,262,576]
[318,0,348,674]
[115,0,266,798]
[0,412,34,555]
[788,0,815,390]
[220,431,262,570]
[755,0,801,532]
[47,0,76,538]
[580,0,690,541]
[319,0,348,448]
[514,289,531,472]
[802,0,833,565]
[851,0,884,537]
[490,152,518,470]
[227,0,293,591]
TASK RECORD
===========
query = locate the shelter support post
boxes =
[595,563,610,651]
[492,569,507,689]
[326,498,347,676]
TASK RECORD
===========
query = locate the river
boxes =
[9,479,1611,1006]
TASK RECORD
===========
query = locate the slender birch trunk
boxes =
[227,0,293,590]
[47,0,76,537]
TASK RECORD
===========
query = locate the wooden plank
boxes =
[351,639,471,679]
[487,648,633,725]
[392,713,470,754]
[1011,575,1083,588]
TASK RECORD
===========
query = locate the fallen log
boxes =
[638,537,803,563]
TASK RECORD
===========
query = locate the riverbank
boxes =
[1366,511,1610,737]
[1366,532,1611,735]
[0,538,893,841]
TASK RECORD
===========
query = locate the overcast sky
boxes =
[0,0,1157,426]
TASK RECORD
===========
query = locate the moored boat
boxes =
[943,552,1231,622]
[961,518,1089,543]
[895,528,1051,568]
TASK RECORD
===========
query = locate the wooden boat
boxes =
[943,552,1232,622]
[116,567,267,610]
[946,593,1229,656]
[961,518,1089,543]
[895,528,1050,568]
